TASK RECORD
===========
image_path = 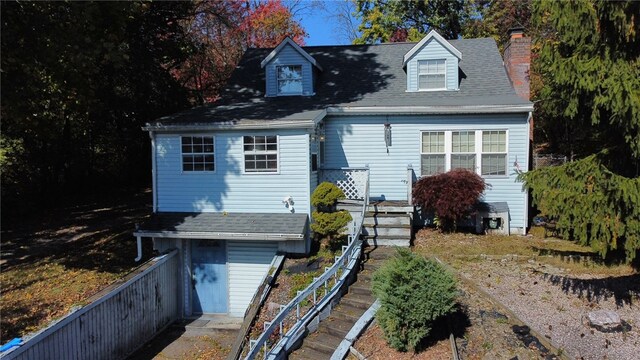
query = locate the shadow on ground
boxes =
[127,323,234,360]
[541,273,640,307]
[416,306,471,352]
[0,189,153,274]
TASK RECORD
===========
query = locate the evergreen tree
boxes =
[532,0,640,175]
[519,156,640,263]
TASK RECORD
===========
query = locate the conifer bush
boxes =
[372,249,458,352]
[412,168,486,231]
[310,182,352,246]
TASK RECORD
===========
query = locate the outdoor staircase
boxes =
[288,246,396,360]
[361,201,413,247]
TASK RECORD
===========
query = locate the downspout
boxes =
[134,131,157,262]
[524,111,533,235]
[135,235,143,262]
[150,131,158,213]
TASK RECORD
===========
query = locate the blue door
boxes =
[192,240,228,314]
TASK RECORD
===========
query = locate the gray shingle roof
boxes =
[136,212,308,241]
[151,38,531,127]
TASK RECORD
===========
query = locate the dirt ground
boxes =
[1,189,153,340]
[352,280,552,360]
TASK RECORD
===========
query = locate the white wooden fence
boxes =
[1,250,180,360]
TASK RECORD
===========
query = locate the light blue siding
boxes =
[323,114,529,230]
[228,241,278,317]
[406,38,459,91]
[265,44,314,96]
[155,130,312,216]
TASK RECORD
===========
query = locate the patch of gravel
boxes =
[459,258,640,360]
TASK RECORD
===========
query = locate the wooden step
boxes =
[362,225,411,237]
[363,213,411,226]
[304,331,344,354]
[342,293,375,309]
[289,346,332,360]
[368,204,414,214]
[317,318,351,338]
[333,303,366,322]
[362,235,411,247]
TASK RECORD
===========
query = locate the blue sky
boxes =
[296,1,359,46]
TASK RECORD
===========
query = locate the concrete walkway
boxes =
[127,315,241,360]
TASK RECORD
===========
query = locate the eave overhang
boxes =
[133,230,304,241]
[143,110,326,132]
[326,104,533,115]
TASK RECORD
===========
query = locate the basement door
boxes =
[191,240,228,314]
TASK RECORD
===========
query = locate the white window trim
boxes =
[419,130,509,178]
[480,130,509,178]
[242,134,280,175]
[417,59,447,91]
[276,64,303,96]
[451,130,477,172]
[420,130,447,176]
[180,135,216,174]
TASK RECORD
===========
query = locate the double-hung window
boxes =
[244,135,278,173]
[277,65,302,95]
[420,130,508,177]
[481,131,507,176]
[421,131,446,176]
[451,131,476,171]
[418,59,446,90]
[182,136,214,172]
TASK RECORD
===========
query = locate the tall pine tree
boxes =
[532,0,640,175]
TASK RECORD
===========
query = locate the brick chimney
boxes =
[504,27,532,139]
[504,27,531,101]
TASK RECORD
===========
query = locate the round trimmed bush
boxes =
[372,248,458,352]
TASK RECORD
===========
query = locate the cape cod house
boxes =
[133,30,532,318]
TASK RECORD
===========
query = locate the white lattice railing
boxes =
[243,177,369,360]
[319,167,369,201]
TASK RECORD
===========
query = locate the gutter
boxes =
[326,104,534,115]
[142,118,319,132]
[132,230,304,241]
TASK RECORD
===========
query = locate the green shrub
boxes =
[310,211,352,238]
[372,249,458,352]
[311,182,352,247]
[311,181,346,210]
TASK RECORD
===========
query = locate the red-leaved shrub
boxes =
[412,169,486,231]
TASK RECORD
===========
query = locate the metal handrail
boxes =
[244,176,369,360]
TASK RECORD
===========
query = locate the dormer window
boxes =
[404,30,461,92]
[277,65,303,95]
[418,59,446,90]
[261,38,322,97]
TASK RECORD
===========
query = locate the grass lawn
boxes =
[413,227,637,277]
[0,190,153,341]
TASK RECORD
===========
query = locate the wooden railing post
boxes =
[407,165,413,205]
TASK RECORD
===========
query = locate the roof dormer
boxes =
[261,37,322,97]
[403,30,462,92]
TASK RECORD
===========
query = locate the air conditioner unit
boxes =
[475,202,510,235]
